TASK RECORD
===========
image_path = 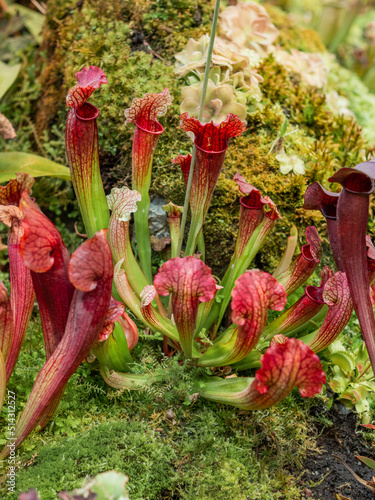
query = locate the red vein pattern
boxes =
[66,66,107,108]
[154,256,217,357]
[0,231,113,458]
[230,270,287,362]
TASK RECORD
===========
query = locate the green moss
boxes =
[11,409,308,500]
[14,420,178,500]
[1,321,320,500]
[265,5,326,53]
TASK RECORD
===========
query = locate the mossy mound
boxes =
[2,1,375,275]
[1,319,320,500]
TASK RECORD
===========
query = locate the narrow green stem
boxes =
[178,147,197,257]
[262,305,328,342]
[197,230,205,261]
[135,186,152,283]
[184,209,204,256]
[176,0,221,257]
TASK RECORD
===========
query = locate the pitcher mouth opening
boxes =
[240,195,263,210]
[321,204,337,220]
[136,121,164,135]
[194,140,227,156]
[305,285,324,304]
[343,172,374,196]
[75,102,100,121]
[302,244,315,262]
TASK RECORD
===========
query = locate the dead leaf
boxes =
[165,409,176,424]
[0,113,16,140]
[150,235,171,252]
[189,393,199,403]
[273,137,284,155]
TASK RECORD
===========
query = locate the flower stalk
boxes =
[176,0,222,258]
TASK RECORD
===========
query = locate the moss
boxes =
[1,320,320,500]
[10,411,308,500]
[265,5,326,53]
[13,420,178,500]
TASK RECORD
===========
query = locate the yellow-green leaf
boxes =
[0,153,71,183]
[0,62,21,100]
[330,351,356,373]
[7,5,44,43]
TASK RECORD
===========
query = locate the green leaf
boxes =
[330,352,356,373]
[326,396,334,410]
[357,456,375,470]
[360,381,375,391]
[329,375,348,393]
[356,343,370,368]
[327,340,346,354]
[354,398,369,414]
[0,153,71,183]
[92,322,132,372]
[0,61,21,99]
[7,5,44,43]
[279,117,289,137]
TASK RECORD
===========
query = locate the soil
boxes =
[298,404,375,500]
